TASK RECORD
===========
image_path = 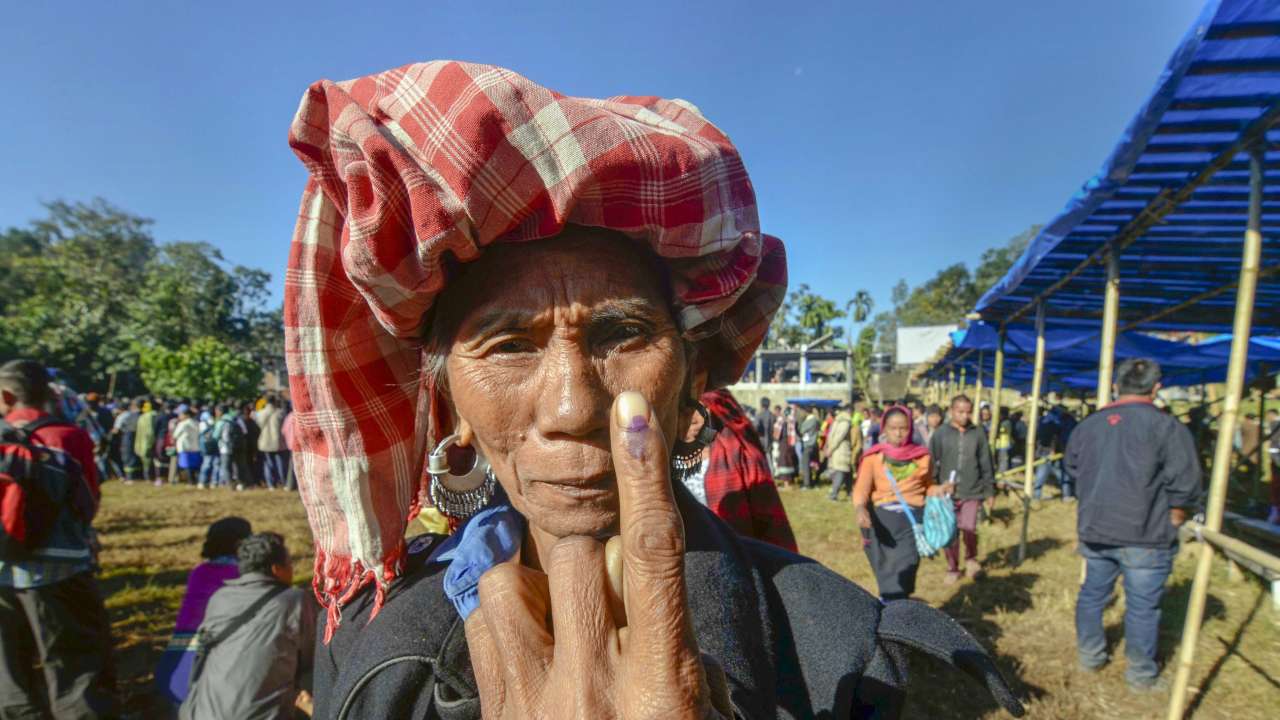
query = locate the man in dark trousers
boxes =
[929,394,995,583]
[1066,358,1202,692]
[754,397,776,472]
[0,359,118,718]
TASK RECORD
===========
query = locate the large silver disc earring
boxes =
[427,433,496,520]
[671,402,715,475]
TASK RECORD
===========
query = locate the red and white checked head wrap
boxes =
[284,61,787,631]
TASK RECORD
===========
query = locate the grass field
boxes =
[98,481,1279,719]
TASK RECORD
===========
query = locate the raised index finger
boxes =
[610,391,692,657]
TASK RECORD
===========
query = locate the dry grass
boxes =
[97,482,1278,719]
[782,486,1280,719]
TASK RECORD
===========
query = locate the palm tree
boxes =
[846,290,875,394]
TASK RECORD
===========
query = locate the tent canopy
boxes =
[920,322,1280,393]
[975,0,1280,332]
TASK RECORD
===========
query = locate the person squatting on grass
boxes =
[154,516,253,709]
[853,405,948,601]
[180,532,317,720]
[0,359,118,718]
[929,394,996,584]
[1065,358,1203,692]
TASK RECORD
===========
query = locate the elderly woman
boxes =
[285,61,1022,719]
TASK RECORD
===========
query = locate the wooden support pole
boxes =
[1024,303,1047,498]
[959,367,967,402]
[1168,146,1266,720]
[976,351,985,408]
[1097,250,1121,407]
[948,369,956,402]
[989,328,1006,449]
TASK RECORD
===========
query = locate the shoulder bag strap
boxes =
[201,584,289,651]
[881,463,922,535]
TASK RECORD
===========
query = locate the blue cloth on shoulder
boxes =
[430,487,524,620]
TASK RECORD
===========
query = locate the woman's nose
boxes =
[532,340,611,439]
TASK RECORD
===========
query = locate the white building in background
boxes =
[896,324,958,370]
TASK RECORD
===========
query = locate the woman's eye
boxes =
[491,338,536,355]
[604,324,647,344]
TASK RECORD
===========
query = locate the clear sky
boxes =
[2,0,1205,319]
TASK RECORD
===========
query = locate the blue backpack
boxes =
[883,465,957,557]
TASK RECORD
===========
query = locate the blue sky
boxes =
[2,1,1204,320]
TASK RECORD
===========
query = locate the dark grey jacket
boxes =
[181,573,317,720]
[1066,398,1203,548]
[929,423,996,500]
[311,486,1023,719]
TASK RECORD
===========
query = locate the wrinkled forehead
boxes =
[438,228,676,335]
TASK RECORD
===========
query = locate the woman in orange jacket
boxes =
[853,405,948,601]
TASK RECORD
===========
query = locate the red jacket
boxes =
[4,407,101,505]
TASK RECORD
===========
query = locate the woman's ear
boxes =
[456,414,475,447]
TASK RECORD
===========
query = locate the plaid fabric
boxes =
[701,390,796,552]
[284,61,787,630]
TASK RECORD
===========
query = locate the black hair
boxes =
[926,404,943,417]
[201,517,253,559]
[0,359,51,407]
[951,394,973,409]
[237,532,289,576]
[760,397,771,408]
[1116,358,1161,396]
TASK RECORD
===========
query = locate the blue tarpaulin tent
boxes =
[973,0,1280,333]
[919,321,1280,393]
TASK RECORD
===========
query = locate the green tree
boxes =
[0,200,158,388]
[766,284,845,348]
[852,325,877,395]
[0,199,285,391]
[139,337,263,402]
[973,225,1039,297]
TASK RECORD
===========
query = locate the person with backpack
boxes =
[218,404,251,491]
[0,359,118,718]
[179,532,316,720]
[197,408,221,489]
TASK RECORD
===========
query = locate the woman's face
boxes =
[441,229,692,539]
[881,411,911,445]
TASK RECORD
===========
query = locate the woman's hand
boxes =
[854,503,872,530]
[464,392,729,720]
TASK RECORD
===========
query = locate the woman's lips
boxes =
[526,472,616,499]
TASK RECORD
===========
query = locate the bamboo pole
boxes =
[1097,250,1121,407]
[975,350,985,408]
[1024,303,1047,497]
[1167,146,1266,720]
[989,327,1006,449]
[959,367,967,402]
[1188,524,1280,577]
[948,369,956,402]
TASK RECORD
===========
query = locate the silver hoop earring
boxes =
[427,433,496,520]
[671,403,715,475]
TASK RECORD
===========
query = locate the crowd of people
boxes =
[72,392,296,492]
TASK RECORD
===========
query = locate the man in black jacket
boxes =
[1065,358,1202,691]
[929,394,995,583]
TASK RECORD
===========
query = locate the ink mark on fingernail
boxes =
[625,415,649,459]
